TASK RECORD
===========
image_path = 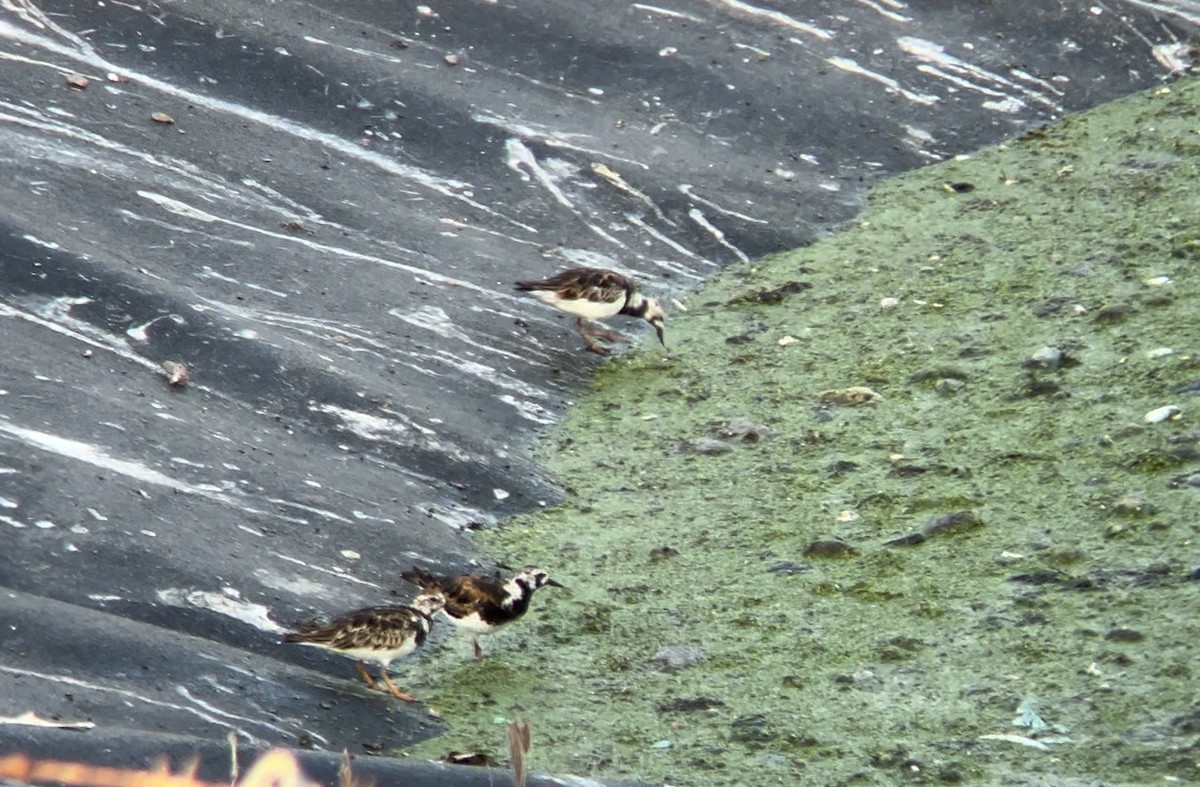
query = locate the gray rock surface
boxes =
[1,0,1197,780]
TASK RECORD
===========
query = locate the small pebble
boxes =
[1104,628,1145,643]
[777,335,799,347]
[652,645,706,672]
[1028,346,1064,369]
[803,538,860,558]
[1143,275,1171,286]
[1144,405,1181,424]
[1145,347,1174,359]
[879,297,901,310]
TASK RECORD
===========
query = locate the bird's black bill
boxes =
[654,324,665,346]
[546,578,567,589]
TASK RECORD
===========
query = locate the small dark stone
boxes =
[735,280,811,305]
[649,545,680,561]
[909,365,970,383]
[659,696,726,713]
[1008,570,1069,585]
[1105,627,1145,643]
[1032,297,1070,317]
[766,561,813,575]
[946,181,975,193]
[803,538,860,558]
[923,510,983,537]
[725,333,756,345]
[714,419,774,442]
[1170,707,1200,733]
[1017,374,1062,397]
[1094,302,1134,323]
[1189,566,1200,582]
[730,713,772,744]
[885,532,927,547]
[826,459,859,476]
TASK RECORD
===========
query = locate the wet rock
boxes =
[1104,627,1145,643]
[1027,346,1064,369]
[803,538,860,558]
[714,419,775,442]
[1094,302,1134,323]
[652,645,706,672]
[884,532,927,548]
[909,365,970,383]
[658,696,725,713]
[923,510,983,537]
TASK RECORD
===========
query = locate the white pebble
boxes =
[1145,347,1174,359]
[340,549,361,560]
[1143,275,1171,286]
[777,335,799,346]
[1144,405,1181,424]
[879,297,901,310]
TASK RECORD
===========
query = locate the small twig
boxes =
[507,720,531,787]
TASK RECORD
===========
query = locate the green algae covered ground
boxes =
[401,78,1200,785]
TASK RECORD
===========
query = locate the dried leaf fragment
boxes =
[161,361,189,387]
[818,386,882,407]
[151,112,175,125]
[66,74,90,90]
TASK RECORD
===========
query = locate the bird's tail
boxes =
[401,566,442,592]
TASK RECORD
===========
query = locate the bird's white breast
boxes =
[446,610,499,634]
[536,291,624,320]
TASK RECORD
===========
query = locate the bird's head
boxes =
[643,298,666,346]
[411,593,446,617]
[515,566,566,592]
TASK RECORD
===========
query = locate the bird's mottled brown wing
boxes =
[441,573,508,617]
[284,606,419,650]
[515,267,632,304]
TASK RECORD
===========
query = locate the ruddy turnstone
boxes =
[515,267,666,355]
[400,565,565,660]
[282,593,443,702]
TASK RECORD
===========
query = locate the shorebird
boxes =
[282,593,443,702]
[401,565,565,659]
[515,267,665,354]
